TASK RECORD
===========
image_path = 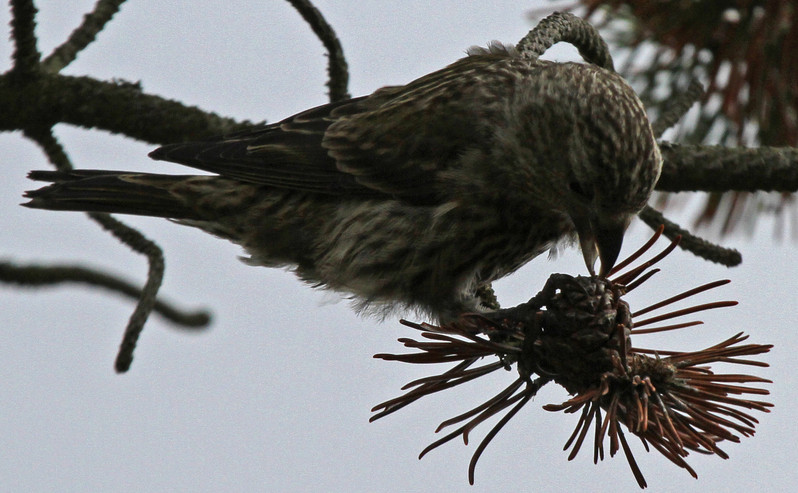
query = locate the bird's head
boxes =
[505,61,662,276]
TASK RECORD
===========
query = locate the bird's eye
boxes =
[569,182,594,201]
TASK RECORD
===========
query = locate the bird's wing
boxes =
[148,96,376,197]
[149,52,527,204]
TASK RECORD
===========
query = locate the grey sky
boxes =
[1,2,794,492]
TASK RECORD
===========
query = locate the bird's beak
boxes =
[573,214,631,277]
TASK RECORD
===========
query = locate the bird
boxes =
[23,43,662,322]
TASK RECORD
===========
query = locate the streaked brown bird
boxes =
[24,43,661,322]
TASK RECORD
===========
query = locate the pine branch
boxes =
[1,74,253,145]
[657,143,798,193]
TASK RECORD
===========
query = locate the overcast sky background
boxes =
[1,2,795,492]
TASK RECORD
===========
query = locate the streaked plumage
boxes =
[24,44,661,321]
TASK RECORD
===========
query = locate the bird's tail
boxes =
[23,170,201,219]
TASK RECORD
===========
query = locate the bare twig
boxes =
[285,0,350,102]
[652,79,704,138]
[0,262,210,328]
[87,212,166,373]
[516,11,614,70]
[41,0,128,73]
[639,206,742,266]
[9,0,41,77]
[22,126,71,170]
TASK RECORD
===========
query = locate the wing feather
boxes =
[149,51,538,205]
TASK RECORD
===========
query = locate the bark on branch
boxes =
[0,73,253,145]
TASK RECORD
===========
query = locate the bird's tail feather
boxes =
[23,170,200,219]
